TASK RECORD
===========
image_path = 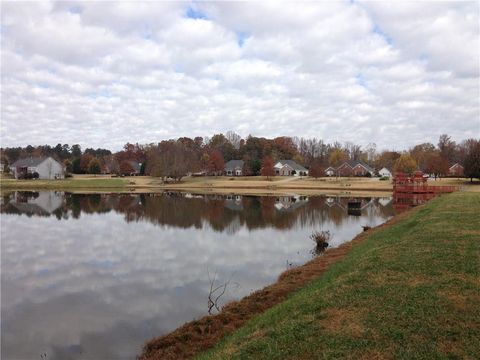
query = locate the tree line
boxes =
[1,132,479,180]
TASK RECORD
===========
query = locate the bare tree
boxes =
[226,130,242,150]
[207,269,233,315]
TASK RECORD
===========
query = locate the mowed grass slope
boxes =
[198,192,480,360]
[0,177,127,190]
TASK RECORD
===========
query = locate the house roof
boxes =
[276,160,308,172]
[225,160,244,170]
[449,163,464,169]
[339,160,374,173]
[11,157,48,167]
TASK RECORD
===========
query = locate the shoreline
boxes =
[139,206,418,360]
[2,175,472,196]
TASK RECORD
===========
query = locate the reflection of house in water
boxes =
[274,196,308,211]
[324,196,374,214]
[10,191,64,215]
[225,195,243,211]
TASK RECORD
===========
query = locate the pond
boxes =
[1,191,395,360]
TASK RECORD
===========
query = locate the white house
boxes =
[11,157,65,179]
[325,166,335,176]
[274,160,308,176]
[378,167,392,178]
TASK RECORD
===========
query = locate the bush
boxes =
[310,230,331,255]
[310,230,330,246]
[379,176,390,181]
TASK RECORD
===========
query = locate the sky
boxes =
[1,1,479,151]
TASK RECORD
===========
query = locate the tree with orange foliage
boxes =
[208,150,224,176]
[261,156,275,180]
[80,153,93,173]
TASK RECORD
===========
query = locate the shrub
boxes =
[310,230,330,246]
[379,176,390,181]
[310,230,331,255]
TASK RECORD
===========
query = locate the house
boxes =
[325,166,335,176]
[225,160,244,176]
[449,163,464,177]
[378,167,392,178]
[274,160,308,176]
[11,157,64,179]
[329,161,375,177]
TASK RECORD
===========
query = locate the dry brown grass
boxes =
[318,308,365,337]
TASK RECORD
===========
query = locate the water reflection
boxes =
[2,192,395,233]
[1,191,394,360]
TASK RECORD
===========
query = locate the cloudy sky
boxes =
[1,1,479,151]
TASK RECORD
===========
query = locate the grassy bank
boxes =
[192,192,479,359]
[0,177,127,190]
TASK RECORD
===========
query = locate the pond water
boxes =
[1,191,395,360]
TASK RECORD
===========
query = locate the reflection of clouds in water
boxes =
[1,194,394,360]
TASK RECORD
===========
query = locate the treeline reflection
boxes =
[1,192,395,233]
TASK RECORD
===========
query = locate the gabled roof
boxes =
[276,160,307,172]
[11,157,48,167]
[225,160,244,170]
[449,163,464,169]
[348,160,374,173]
[337,160,374,173]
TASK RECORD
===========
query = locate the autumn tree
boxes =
[120,161,135,176]
[208,150,225,176]
[209,134,236,161]
[329,148,348,176]
[261,156,275,180]
[410,143,436,172]
[309,160,325,179]
[438,134,457,164]
[80,153,93,173]
[375,150,401,170]
[145,140,197,181]
[394,154,417,175]
[88,158,102,175]
[425,153,449,180]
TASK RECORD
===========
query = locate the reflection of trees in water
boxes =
[2,192,395,233]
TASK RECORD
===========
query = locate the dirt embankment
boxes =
[139,207,417,360]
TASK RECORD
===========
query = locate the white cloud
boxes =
[1,1,478,151]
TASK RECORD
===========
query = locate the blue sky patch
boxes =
[356,73,368,88]
[236,31,250,47]
[186,6,207,20]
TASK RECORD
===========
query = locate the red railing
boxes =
[393,172,457,210]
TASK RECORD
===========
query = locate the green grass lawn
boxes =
[0,177,127,190]
[197,192,480,360]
